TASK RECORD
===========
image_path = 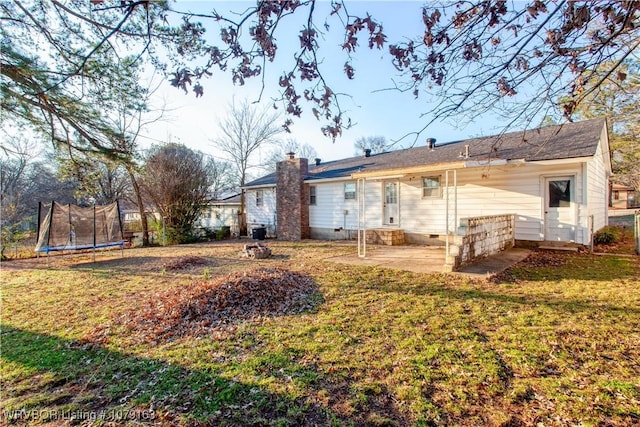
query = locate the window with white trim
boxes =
[256,190,263,206]
[309,185,317,205]
[422,176,441,198]
[344,182,356,200]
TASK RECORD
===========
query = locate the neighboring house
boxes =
[120,202,161,230]
[197,193,242,235]
[610,183,637,209]
[243,118,611,250]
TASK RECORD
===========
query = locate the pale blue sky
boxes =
[144,1,528,172]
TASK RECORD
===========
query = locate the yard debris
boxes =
[518,250,568,268]
[161,256,211,271]
[239,242,272,259]
[110,267,319,343]
[490,249,570,283]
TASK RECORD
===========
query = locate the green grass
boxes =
[2,242,639,426]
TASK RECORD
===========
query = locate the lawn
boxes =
[1,241,639,426]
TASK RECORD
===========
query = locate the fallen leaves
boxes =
[517,250,569,268]
[161,256,211,271]
[490,249,569,283]
[110,267,320,343]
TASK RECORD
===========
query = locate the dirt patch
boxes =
[98,267,321,343]
[161,256,212,271]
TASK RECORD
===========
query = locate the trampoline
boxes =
[35,201,125,259]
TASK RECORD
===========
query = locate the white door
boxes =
[383,181,399,226]
[545,176,575,242]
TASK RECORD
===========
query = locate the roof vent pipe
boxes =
[364,148,371,157]
[314,158,321,166]
[287,151,295,160]
[427,138,436,151]
[464,144,470,159]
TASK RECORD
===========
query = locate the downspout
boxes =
[357,178,367,257]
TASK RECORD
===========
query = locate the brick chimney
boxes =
[276,156,310,240]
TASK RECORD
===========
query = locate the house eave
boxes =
[303,176,354,184]
[350,158,528,179]
[241,184,277,190]
[527,156,592,166]
[351,161,468,179]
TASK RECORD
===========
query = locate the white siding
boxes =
[586,133,609,235]
[247,138,609,245]
[309,181,360,229]
[198,205,239,229]
[245,188,277,229]
[396,163,586,243]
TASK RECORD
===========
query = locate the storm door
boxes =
[544,176,576,242]
[383,181,399,226]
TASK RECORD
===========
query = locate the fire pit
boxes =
[240,242,272,259]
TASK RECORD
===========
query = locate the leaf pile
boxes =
[518,250,570,268]
[116,267,319,342]
[161,256,211,271]
[491,250,570,283]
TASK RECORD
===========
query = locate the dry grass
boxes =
[2,240,639,426]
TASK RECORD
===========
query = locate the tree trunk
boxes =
[126,166,149,246]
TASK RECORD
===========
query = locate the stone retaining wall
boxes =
[365,229,405,245]
[445,214,515,271]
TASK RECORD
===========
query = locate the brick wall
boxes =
[276,158,310,240]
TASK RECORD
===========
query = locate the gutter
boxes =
[350,158,528,179]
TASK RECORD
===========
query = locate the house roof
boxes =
[244,118,607,188]
[611,183,635,191]
[212,193,241,205]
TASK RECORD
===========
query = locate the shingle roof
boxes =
[244,118,606,187]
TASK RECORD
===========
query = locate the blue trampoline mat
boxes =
[35,241,125,253]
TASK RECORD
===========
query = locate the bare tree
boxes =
[0,138,76,220]
[211,99,284,234]
[1,138,80,258]
[142,144,213,244]
[4,1,639,144]
[56,156,131,205]
[353,136,390,156]
[263,139,318,173]
[164,1,639,139]
[208,158,240,200]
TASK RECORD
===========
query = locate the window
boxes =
[613,190,620,200]
[309,186,317,205]
[422,176,441,198]
[344,182,356,200]
[548,179,571,207]
[256,190,263,206]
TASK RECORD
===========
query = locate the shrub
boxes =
[202,227,217,241]
[593,226,622,245]
[216,226,231,240]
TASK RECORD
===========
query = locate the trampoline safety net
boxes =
[35,201,125,253]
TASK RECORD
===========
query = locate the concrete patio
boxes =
[326,245,531,278]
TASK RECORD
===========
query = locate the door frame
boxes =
[543,175,577,242]
[382,180,400,227]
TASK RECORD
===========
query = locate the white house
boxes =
[197,193,242,235]
[243,119,611,252]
